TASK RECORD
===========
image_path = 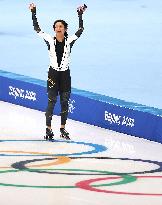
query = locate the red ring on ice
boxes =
[76,175,162,196]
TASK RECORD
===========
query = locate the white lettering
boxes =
[8,85,37,101]
[105,111,135,128]
[68,99,75,113]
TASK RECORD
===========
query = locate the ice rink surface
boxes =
[0,101,162,205]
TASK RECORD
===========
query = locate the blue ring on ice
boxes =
[0,139,107,156]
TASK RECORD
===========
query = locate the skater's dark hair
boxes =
[53,19,68,38]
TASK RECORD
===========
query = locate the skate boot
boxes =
[44,128,54,140]
[60,128,70,140]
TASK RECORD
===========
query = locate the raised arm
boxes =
[75,4,87,38]
[29,3,41,33]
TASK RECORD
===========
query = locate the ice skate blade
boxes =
[44,135,54,141]
[60,134,71,140]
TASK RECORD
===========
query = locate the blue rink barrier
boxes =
[0,69,162,143]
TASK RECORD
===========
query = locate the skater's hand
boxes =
[29,3,36,12]
[77,4,87,15]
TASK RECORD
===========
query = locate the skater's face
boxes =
[54,22,67,36]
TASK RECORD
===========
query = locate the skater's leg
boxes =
[45,90,57,139]
[45,90,57,127]
[60,91,70,126]
[60,91,70,140]
[46,67,59,128]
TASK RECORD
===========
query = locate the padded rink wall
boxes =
[0,69,162,143]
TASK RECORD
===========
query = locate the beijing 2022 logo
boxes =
[9,85,37,101]
[105,110,135,127]
[68,99,75,113]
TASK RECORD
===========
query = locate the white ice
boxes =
[0,101,162,205]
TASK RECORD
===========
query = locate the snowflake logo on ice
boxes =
[68,99,76,113]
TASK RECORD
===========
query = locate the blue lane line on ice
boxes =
[0,139,107,156]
